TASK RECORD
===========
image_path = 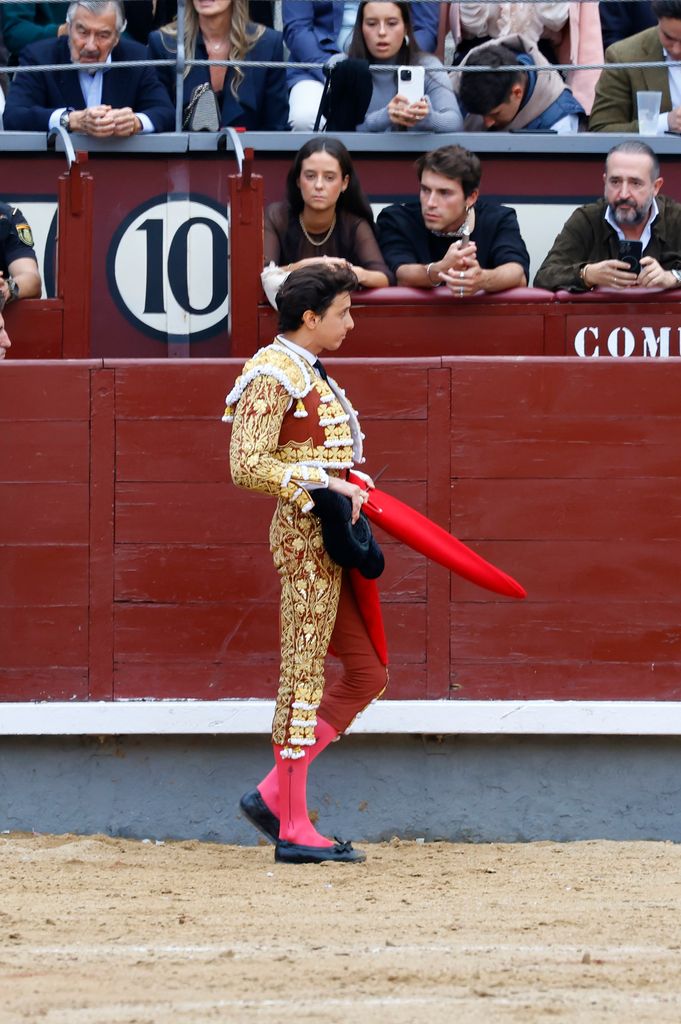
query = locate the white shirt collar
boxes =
[77,54,112,106]
[277,334,318,368]
[605,196,659,249]
[77,52,113,73]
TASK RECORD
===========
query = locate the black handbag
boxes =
[312,489,385,579]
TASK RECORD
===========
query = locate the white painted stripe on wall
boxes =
[1,700,681,737]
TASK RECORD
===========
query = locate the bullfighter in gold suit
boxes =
[224,266,387,864]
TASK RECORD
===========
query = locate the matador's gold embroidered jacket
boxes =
[224,339,365,510]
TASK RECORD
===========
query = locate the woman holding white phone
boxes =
[341,1,463,133]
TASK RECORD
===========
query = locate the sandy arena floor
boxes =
[2,832,681,1024]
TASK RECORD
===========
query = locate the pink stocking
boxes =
[274,743,334,848]
[258,717,338,820]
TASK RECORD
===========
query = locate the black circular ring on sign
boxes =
[106,192,230,345]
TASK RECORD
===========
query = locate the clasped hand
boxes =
[72,105,141,137]
[435,240,482,296]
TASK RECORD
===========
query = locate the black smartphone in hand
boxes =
[618,240,643,274]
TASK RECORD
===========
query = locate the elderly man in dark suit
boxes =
[590,0,681,133]
[4,0,174,134]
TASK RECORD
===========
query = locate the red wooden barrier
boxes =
[2,357,681,702]
[4,154,93,360]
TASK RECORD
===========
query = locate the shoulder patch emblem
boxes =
[16,223,34,247]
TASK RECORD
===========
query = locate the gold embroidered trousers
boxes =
[269,498,343,756]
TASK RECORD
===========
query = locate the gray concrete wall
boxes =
[1,734,680,844]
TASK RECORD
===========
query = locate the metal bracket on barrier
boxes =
[217,125,245,172]
[47,124,77,169]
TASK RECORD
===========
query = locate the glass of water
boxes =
[637,91,662,134]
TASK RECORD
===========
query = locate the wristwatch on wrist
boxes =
[671,268,681,287]
[59,107,73,132]
[5,275,19,303]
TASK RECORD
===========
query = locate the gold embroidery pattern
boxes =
[230,376,330,511]
[269,501,342,756]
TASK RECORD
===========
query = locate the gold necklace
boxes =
[299,212,336,246]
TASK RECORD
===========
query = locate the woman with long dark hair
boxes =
[319,0,462,134]
[342,0,463,132]
[262,137,391,305]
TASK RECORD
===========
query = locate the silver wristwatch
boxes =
[671,269,681,287]
[59,108,73,132]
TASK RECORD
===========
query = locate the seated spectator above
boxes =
[534,141,681,293]
[262,136,392,307]
[449,3,603,114]
[1,2,70,63]
[0,204,42,303]
[599,0,656,50]
[376,144,529,295]
[283,0,441,131]
[590,0,681,133]
[451,2,569,63]
[319,1,462,133]
[4,0,175,134]
[0,1,180,56]
[455,35,585,132]
[124,1,177,44]
[148,0,287,131]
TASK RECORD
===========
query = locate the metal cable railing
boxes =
[0,0,675,136]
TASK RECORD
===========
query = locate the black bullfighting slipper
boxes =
[274,838,366,865]
[239,790,280,844]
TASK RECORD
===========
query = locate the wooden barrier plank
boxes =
[0,607,88,668]
[425,368,451,699]
[88,368,115,701]
[452,479,681,542]
[0,669,88,702]
[114,363,230,419]
[0,546,88,606]
[258,306,549,357]
[114,543,424,604]
[349,312,548,357]
[323,362,435,421]
[114,603,425,662]
[113,661,426,701]
[0,363,92,420]
[115,480,427,544]
[3,483,89,544]
[0,422,89,482]
[452,433,681,480]
[452,602,681,661]
[116,420,228,483]
[115,417,428,484]
[444,539,681,605]
[449,662,681,701]
[447,358,681,417]
[3,304,64,361]
[116,482,271,544]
